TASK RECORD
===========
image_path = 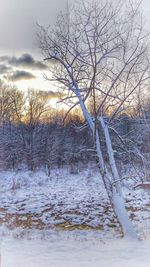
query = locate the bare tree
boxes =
[38,0,150,239]
[130,89,150,181]
[0,81,24,125]
[0,81,24,169]
[23,89,50,170]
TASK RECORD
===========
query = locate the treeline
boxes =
[0,117,93,172]
[0,82,93,172]
[0,82,149,175]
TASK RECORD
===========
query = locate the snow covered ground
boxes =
[0,166,149,266]
[0,166,149,238]
[1,230,150,267]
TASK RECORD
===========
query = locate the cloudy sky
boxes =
[0,0,72,93]
[0,0,150,92]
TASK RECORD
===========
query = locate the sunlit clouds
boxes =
[0,52,50,91]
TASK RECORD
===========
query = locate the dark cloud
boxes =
[39,90,60,99]
[0,56,9,62]
[0,53,48,70]
[0,64,11,74]
[6,70,36,81]
[38,90,66,99]
[8,54,48,70]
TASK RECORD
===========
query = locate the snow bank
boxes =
[1,230,150,267]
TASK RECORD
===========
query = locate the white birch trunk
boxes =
[77,91,137,239]
[99,116,137,239]
[112,192,137,239]
[99,117,120,187]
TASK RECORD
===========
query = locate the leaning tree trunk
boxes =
[77,92,137,239]
[99,116,137,239]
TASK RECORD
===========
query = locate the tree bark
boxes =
[77,92,137,239]
[99,116,137,239]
